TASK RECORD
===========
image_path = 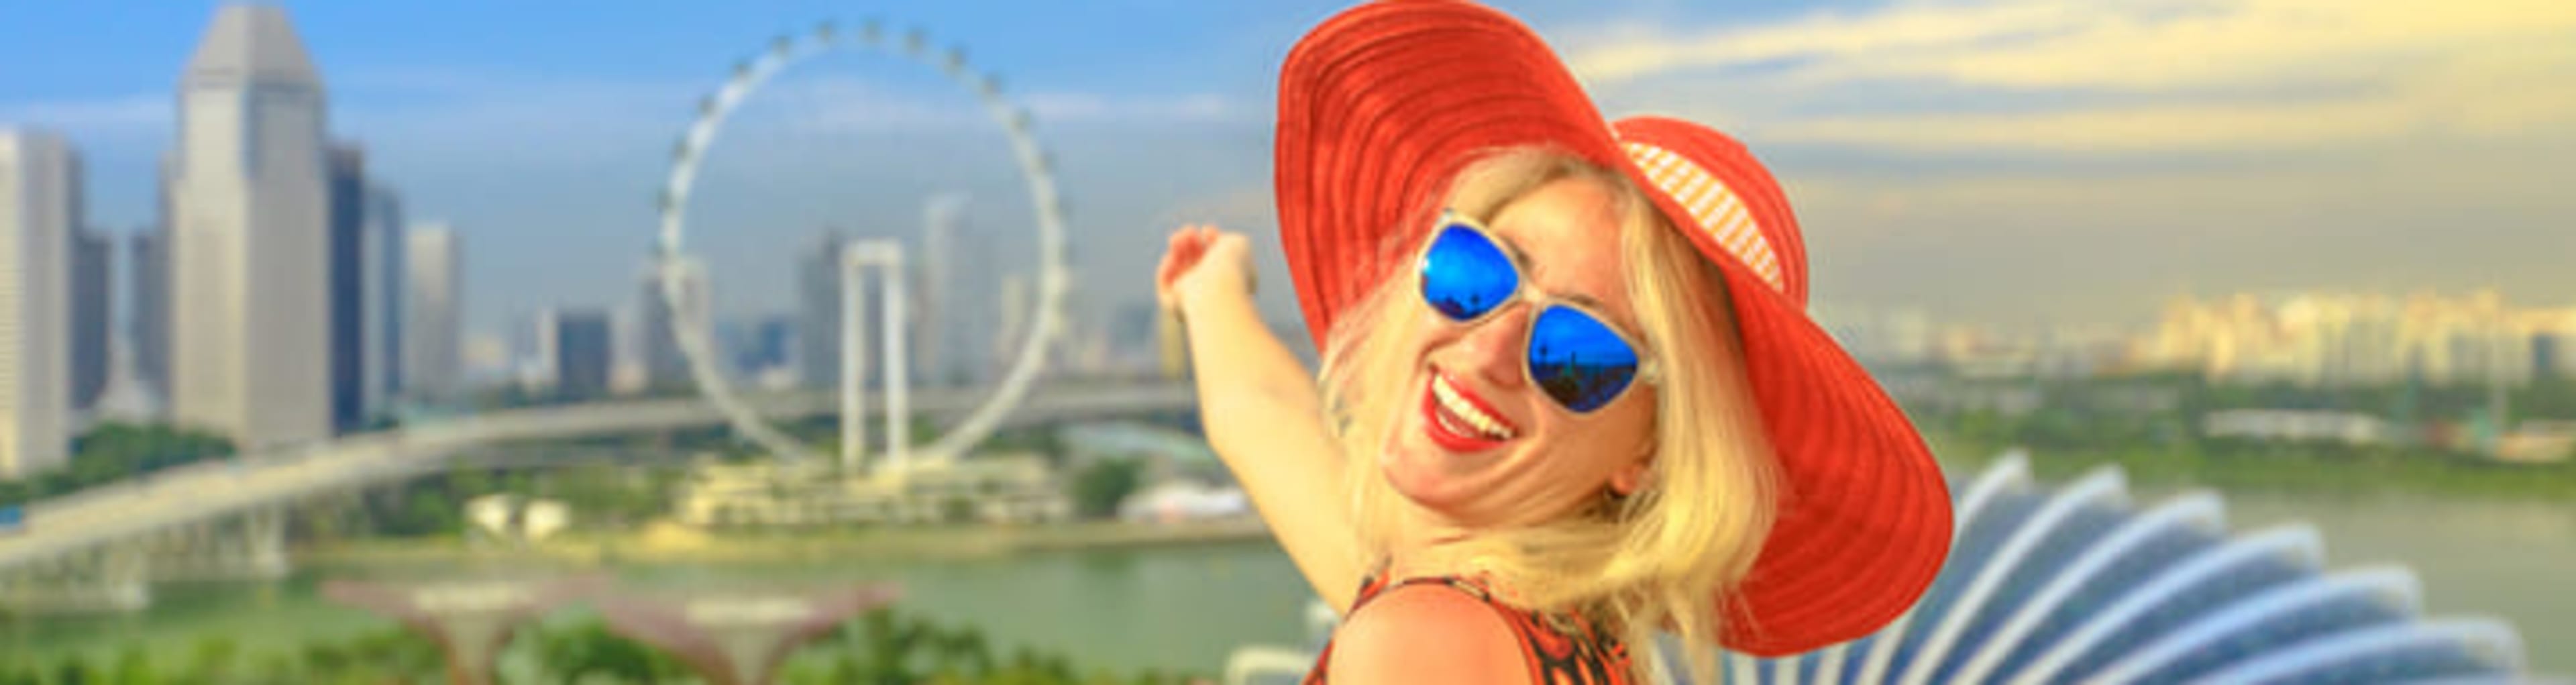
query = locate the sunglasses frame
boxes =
[1415,209,1662,415]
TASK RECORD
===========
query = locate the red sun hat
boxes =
[1274,0,1953,655]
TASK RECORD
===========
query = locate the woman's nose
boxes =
[1452,305,1530,388]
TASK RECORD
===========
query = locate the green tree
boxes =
[451,467,496,499]
[188,635,238,680]
[944,623,995,680]
[0,480,31,509]
[1069,458,1144,519]
[107,645,152,685]
[537,618,685,684]
[830,654,864,684]
[248,653,297,683]
[301,642,350,677]
[388,490,459,537]
[857,608,922,684]
[942,496,979,525]
[50,657,89,685]
[15,423,240,503]
[340,629,443,679]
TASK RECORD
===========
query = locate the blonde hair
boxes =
[1316,147,1781,683]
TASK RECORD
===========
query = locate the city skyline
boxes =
[3,6,2572,674]
[0,1,2569,404]
[1819,286,2576,393]
[1,1,2567,341]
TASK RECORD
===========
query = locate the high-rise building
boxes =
[2533,332,2561,381]
[129,231,168,404]
[70,228,111,413]
[327,144,368,431]
[796,230,846,390]
[1112,299,1159,358]
[1108,299,1171,375]
[366,182,405,407]
[743,315,795,377]
[167,5,332,450]
[0,130,76,479]
[639,258,708,390]
[608,305,644,394]
[321,145,402,429]
[539,309,613,401]
[402,225,461,402]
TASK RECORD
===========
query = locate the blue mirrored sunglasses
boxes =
[1416,210,1658,413]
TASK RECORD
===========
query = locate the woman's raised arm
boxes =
[1157,225,1367,612]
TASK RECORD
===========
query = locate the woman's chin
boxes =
[1379,441,1487,513]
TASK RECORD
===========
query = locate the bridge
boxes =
[0,380,1194,613]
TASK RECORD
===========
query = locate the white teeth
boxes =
[1432,375,1516,440]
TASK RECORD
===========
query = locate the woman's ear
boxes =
[1609,451,1654,496]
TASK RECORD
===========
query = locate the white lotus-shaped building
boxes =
[1227,452,2542,684]
[1691,452,2533,684]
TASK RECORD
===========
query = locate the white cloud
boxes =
[757,75,963,133]
[1560,0,2576,152]
[1573,0,2576,90]
[1762,87,2575,152]
[0,94,170,136]
[739,74,1247,135]
[1024,91,1238,123]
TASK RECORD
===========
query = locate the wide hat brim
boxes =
[1275,0,1952,656]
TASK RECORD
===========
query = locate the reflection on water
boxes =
[2216,490,2576,667]
[4,494,2570,674]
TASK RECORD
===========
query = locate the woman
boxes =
[1155,2,1953,682]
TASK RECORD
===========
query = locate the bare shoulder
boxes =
[1327,582,1532,685]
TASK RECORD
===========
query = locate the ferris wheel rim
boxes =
[652,19,1072,466]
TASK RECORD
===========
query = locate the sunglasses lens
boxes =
[1419,223,1518,321]
[1529,306,1642,413]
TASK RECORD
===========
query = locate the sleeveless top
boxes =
[1302,572,1634,684]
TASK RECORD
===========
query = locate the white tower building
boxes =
[0,130,76,478]
[167,5,333,450]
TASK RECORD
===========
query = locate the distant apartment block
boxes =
[795,230,846,390]
[129,231,168,404]
[2147,291,2576,388]
[402,225,460,401]
[2202,409,2393,446]
[639,259,709,390]
[538,309,612,401]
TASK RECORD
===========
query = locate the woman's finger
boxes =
[1157,225,1207,295]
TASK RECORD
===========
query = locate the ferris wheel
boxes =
[653,19,1071,466]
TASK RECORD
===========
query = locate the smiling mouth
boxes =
[1422,371,1518,452]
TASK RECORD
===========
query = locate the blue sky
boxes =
[5,0,2573,348]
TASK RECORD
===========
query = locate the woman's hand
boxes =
[1155,224,1256,317]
